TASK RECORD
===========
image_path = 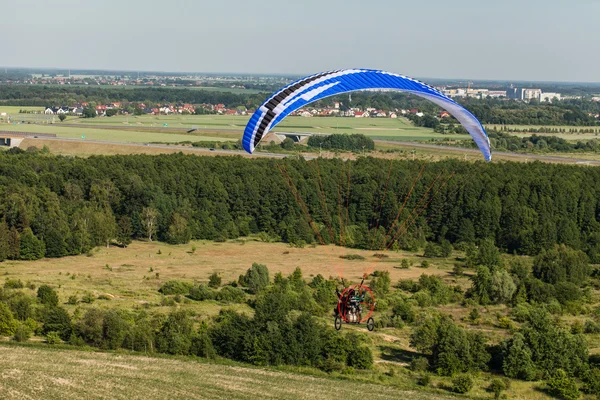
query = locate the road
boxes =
[375,140,600,165]
[23,136,600,166]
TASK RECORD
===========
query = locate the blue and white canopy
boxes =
[242,69,491,161]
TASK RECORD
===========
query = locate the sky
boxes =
[1,0,599,82]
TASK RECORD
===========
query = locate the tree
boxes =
[19,228,45,260]
[82,106,96,118]
[105,108,118,117]
[166,213,191,244]
[117,216,133,247]
[490,270,517,304]
[501,333,537,380]
[37,285,59,307]
[58,114,67,122]
[142,207,159,241]
[533,245,590,286]
[280,138,295,150]
[0,302,17,336]
[42,306,72,341]
[243,263,270,294]
[0,220,10,261]
[470,266,492,305]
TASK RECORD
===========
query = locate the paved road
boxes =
[25,136,600,166]
[375,140,600,165]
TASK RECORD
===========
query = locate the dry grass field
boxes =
[0,344,456,400]
[0,240,451,317]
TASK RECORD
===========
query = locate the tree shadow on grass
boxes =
[378,345,424,364]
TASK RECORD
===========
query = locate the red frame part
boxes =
[337,284,375,323]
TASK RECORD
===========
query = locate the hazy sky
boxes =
[2,0,599,82]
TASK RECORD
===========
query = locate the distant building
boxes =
[539,92,561,103]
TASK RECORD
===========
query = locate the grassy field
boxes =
[1,240,598,399]
[0,344,456,400]
[0,124,234,143]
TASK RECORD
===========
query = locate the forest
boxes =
[1,151,600,397]
[0,150,599,263]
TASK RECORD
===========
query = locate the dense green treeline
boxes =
[1,150,600,263]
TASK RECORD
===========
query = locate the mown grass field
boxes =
[0,124,234,143]
[0,344,455,400]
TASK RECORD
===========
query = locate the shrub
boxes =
[81,292,95,304]
[208,272,222,289]
[420,260,430,268]
[215,286,246,303]
[452,374,474,394]
[400,259,411,269]
[158,280,193,296]
[37,285,59,307]
[582,367,600,397]
[347,346,373,369]
[546,369,580,400]
[339,254,365,260]
[188,284,216,301]
[4,278,24,289]
[418,373,431,387]
[584,320,600,334]
[46,331,61,344]
[410,357,430,372]
[489,378,508,399]
[12,323,32,342]
[453,264,464,276]
[67,295,78,305]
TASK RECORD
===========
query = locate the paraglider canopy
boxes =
[243,69,492,161]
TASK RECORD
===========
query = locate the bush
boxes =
[12,323,32,342]
[420,260,430,269]
[347,346,373,369]
[158,280,193,296]
[215,286,245,303]
[584,320,600,334]
[400,259,411,269]
[489,378,508,399]
[46,331,61,344]
[188,284,216,301]
[418,373,431,387]
[81,292,95,304]
[4,278,24,289]
[410,357,430,372]
[67,295,78,305]
[208,272,222,289]
[37,285,59,307]
[453,264,464,276]
[339,254,365,260]
[546,369,580,400]
[452,374,474,394]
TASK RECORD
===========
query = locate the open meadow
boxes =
[2,239,599,399]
